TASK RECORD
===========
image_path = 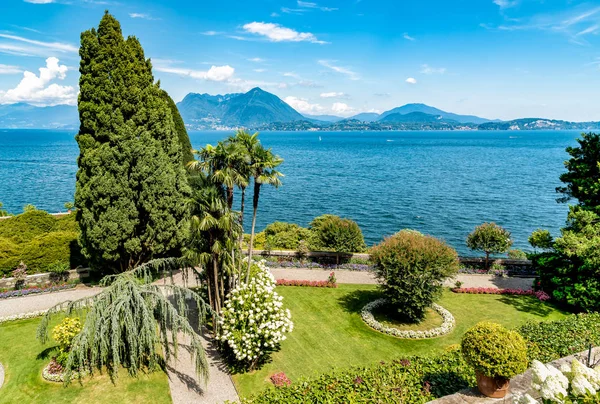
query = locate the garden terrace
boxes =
[232,284,568,397]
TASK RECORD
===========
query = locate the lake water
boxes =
[0,129,580,254]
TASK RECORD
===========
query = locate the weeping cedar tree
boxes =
[75,12,191,273]
[37,259,211,384]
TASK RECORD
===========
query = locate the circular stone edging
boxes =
[360,299,455,339]
[0,362,4,389]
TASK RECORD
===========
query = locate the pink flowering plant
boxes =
[276,279,338,288]
[270,372,292,387]
[452,287,550,301]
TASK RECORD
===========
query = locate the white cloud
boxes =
[243,22,327,44]
[270,12,280,17]
[0,64,22,74]
[406,77,417,84]
[493,0,518,9]
[253,68,267,73]
[0,34,77,53]
[297,1,338,11]
[284,96,325,114]
[420,64,446,74]
[318,60,359,80]
[129,13,159,20]
[155,64,235,81]
[283,72,301,79]
[201,31,221,36]
[248,57,264,62]
[331,102,355,116]
[23,0,55,3]
[403,33,415,41]
[0,57,76,106]
[320,91,346,98]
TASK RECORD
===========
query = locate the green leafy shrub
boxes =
[370,230,459,322]
[517,313,600,364]
[507,249,527,259]
[241,350,475,403]
[263,222,311,250]
[0,202,9,217]
[0,210,57,243]
[22,204,37,213]
[308,214,366,253]
[0,237,21,272]
[528,229,554,251]
[19,231,84,274]
[52,317,82,367]
[461,322,528,379]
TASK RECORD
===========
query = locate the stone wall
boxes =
[0,268,90,289]
[429,347,599,403]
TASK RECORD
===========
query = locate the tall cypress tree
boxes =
[75,12,190,273]
[160,89,194,167]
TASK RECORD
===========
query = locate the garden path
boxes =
[269,267,535,289]
[0,285,102,318]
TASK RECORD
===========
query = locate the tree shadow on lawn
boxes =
[36,345,59,361]
[497,295,555,317]
[423,369,475,398]
[337,288,384,314]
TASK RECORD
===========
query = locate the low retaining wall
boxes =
[0,211,72,221]
[429,347,599,403]
[0,268,90,289]
[249,250,532,271]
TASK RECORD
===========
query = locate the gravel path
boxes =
[0,286,102,318]
[270,267,535,290]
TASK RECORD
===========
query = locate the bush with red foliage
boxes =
[270,372,292,387]
[452,287,550,301]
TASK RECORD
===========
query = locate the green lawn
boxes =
[0,317,172,404]
[233,284,569,397]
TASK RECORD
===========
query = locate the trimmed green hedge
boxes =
[518,313,600,363]
[0,211,86,275]
[241,350,475,404]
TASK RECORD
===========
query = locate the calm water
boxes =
[0,129,580,254]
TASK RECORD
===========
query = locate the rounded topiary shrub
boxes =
[0,237,22,274]
[20,231,83,273]
[461,321,528,379]
[0,210,57,243]
[370,230,459,322]
[264,221,311,250]
[309,214,366,253]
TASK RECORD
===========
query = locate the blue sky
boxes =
[2,0,600,120]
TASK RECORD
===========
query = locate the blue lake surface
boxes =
[0,129,580,254]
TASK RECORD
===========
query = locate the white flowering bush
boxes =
[514,359,600,403]
[219,260,293,370]
[361,298,455,339]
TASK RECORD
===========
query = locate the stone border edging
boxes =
[0,309,48,325]
[0,362,4,389]
[361,299,455,339]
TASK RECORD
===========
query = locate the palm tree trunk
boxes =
[239,186,246,246]
[227,186,234,210]
[246,182,261,283]
[213,255,221,312]
[206,262,213,310]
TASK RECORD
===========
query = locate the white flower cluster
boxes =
[360,298,455,339]
[514,359,600,403]
[0,309,48,324]
[219,260,294,363]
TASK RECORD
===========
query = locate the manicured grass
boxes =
[0,316,172,404]
[373,306,444,331]
[232,284,569,397]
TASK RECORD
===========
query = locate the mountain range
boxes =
[1,87,600,131]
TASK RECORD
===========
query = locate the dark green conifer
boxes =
[75,12,190,273]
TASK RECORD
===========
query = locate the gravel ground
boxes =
[270,267,534,290]
[0,286,102,318]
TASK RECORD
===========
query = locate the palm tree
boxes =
[228,130,258,246]
[185,174,241,313]
[246,145,283,281]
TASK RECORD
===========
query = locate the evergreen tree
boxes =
[160,89,194,166]
[75,12,190,273]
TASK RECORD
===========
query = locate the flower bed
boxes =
[0,283,75,300]
[42,360,89,383]
[269,372,291,387]
[276,279,337,288]
[360,299,455,339]
[452,287,550,301]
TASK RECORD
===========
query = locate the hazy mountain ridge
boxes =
[3,87,600,131]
